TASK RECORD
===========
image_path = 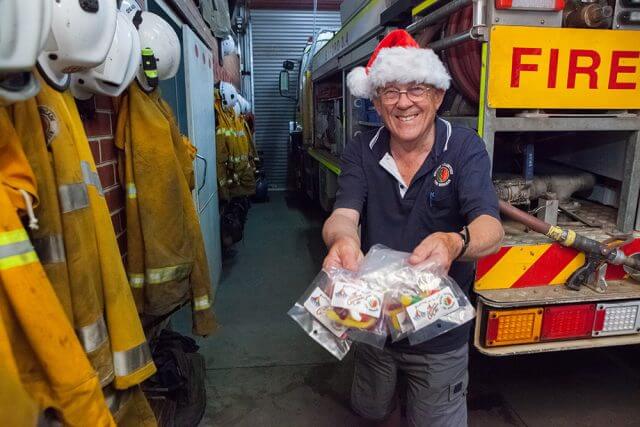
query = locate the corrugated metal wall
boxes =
[250,9,340,189]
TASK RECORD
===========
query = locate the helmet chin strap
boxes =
[0,72,41,105]
[36,60,70,92]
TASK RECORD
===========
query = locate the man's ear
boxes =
[372,96,382,116]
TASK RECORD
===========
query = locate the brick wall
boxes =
[80,95,127,258]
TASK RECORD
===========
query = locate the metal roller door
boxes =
[250,9,340,189]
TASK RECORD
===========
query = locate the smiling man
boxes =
[322,30,504,426]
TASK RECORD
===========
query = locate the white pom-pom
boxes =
[346,67,371,99]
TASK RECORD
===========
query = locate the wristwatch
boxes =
[454,226,470,261]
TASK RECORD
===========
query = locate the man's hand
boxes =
[408,232,463,272]
[323,236,364,271]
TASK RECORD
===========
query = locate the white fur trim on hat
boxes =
[346,66,371,99]
[347,47,451,99]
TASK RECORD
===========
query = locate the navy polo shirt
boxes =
[334,117,500,354]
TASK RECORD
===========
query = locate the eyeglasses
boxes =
[377,86,432,104]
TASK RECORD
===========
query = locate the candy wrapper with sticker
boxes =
[328,269,388,349]
[363,245,476,346]
[287,269,353,360]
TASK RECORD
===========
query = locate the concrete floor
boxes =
[176,192,640,427]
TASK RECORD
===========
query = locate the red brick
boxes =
[97,163,116,189]
[94,95,113,111]
[83,111,112,138]
[104,185,124,214]
[116,232,127,257]
[99,138,117,162]
[89,140,101,163]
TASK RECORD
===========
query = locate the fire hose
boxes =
[499,200,640,291]
[412,4,481,105]
[443,5,481,104]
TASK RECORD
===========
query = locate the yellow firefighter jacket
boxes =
[9,76,156,390]
[0,313,40,427]
[154,91,197,191]
[214,94,256,199]
[115,84,216,336]
[214,94,232,201]
[0,108,115,426]
[229,112,256,198]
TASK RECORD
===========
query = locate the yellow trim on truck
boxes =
[308,148,341,175]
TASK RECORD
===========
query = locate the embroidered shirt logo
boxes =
[38,106,59,147]
[434,163,453,187]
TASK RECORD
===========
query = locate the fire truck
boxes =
[280,0,640,355]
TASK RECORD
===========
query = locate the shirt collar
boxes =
[368,116,452,165]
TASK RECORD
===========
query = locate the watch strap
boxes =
[455,225,470,261]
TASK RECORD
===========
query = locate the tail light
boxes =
[593,301,640,337]
[540,304,595,341]
[485,307,543,347]
[495,0,565,11]
[484,300,640,348]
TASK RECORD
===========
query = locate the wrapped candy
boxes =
[288,245,475,359]
[287,270,352,360]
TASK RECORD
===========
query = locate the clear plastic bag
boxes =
[287,270,352,360]
[362,245,476,346]
[326,268,388,349]
[289,244,475,357]
[404,267,475,345]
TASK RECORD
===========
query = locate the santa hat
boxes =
[346,29,451,99]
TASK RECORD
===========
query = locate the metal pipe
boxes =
[472,0,486,27]
[407,0,473,34]
[499,200,640,273]
[494,173,596,204]
[429,30,473,52]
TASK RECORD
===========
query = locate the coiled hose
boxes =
[443,5,482,104]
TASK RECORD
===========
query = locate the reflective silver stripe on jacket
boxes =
[58,183,89,213]
[126,183,137,199]
[76,316,109,353]
[128,273,145,289]
[81,160,104,195]
[0,239,33,260]
[31,234,66,264]
[113,342,153,378]
[193,295,211,311]
[146,263,192,285]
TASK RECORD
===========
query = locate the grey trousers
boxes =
[351,343,469,427]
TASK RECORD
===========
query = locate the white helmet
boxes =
[0,0,52,104]
[136,11,181,92]
[237,95,251,114]
[1,0,52,71]
[37,0,118,91]
[221,35,237,57]
[220,81,238,109]
[244,99,252,114]
[70,11,141,99]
